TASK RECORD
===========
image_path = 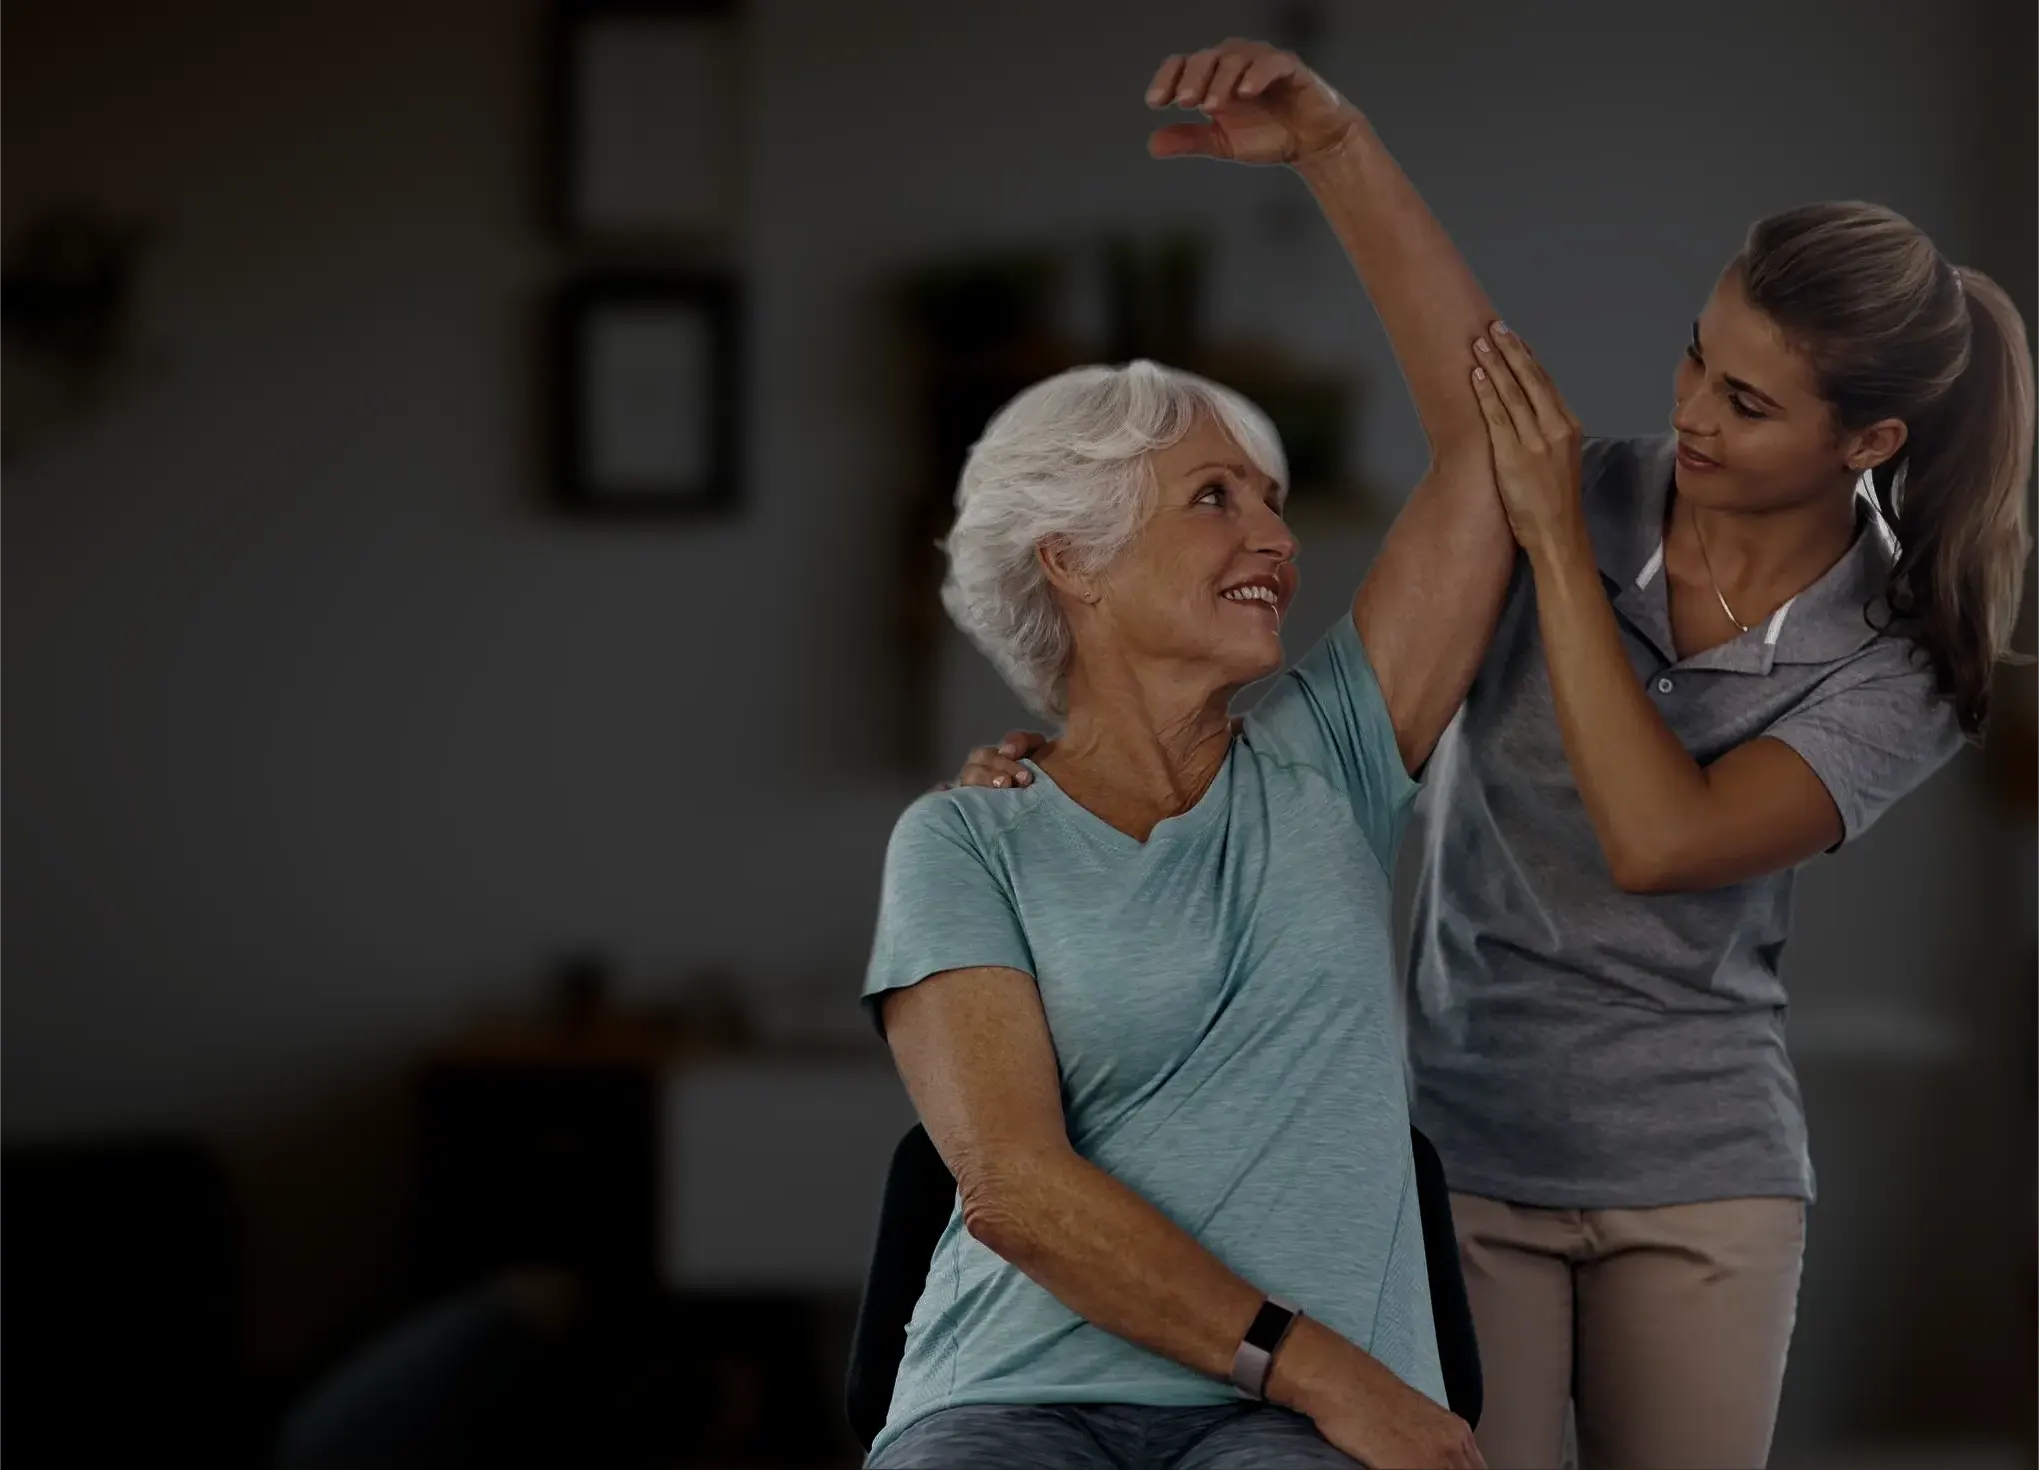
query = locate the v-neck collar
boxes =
[1020,749,1233,852]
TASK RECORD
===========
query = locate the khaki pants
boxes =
[1450,1192,1805,1470]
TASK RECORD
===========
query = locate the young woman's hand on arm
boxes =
[1471,330,1846,892]
[882,969,1481,1469]
[1147,41,1517,774]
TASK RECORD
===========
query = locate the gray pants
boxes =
[865,1402,1359,1469]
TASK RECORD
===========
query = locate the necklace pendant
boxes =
[1713,584,1752,635]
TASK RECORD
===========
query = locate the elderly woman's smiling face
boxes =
[1075,413,1299,694]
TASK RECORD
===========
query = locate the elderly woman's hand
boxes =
[1146,40,1360,167]
[1275,1318,1486,1469]
[1470,324,1586,553]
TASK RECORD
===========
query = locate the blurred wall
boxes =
[5,0,2031,1448]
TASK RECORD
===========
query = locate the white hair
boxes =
[939,360,1287,718]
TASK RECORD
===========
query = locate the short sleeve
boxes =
[862,794,1036,1035]
[1243,610,1421,869]
[1762,646,1964,845]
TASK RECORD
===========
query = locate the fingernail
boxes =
[1493,321,1511,338]
[1475,338,1490,354]
[1473,366,1486,382]
[1016,771,1031,785]
[1000,743,1019,757]
[992,776,1007,788]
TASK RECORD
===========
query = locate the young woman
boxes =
[950,38,2034,1469]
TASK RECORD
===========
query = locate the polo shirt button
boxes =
[1656,676,1675,694]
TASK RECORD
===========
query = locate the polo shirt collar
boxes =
[1767,502,1895,665]
[1590,435,1678,597]
[1595,434,1892,675]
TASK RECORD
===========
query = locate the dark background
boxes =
[5,1,2034,1465]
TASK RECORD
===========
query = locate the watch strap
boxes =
[1229,1296,1302,1400]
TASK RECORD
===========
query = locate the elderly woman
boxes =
[860,44,1510,1470]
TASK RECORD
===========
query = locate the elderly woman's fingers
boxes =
[1173,48,1222,106]
[1237,46,1298,98]
[1148,122,1229,160]
[1145,54,1186,107]
[1202,51,1253,109]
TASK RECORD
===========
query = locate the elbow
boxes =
[1598,835,1696,893]
[1606,841,1686,896]
[1610,858,1676,895]
[958,1182,1026,1260]
[955,1154,1052,1266]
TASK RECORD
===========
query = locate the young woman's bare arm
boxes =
[1472,326,1847,892]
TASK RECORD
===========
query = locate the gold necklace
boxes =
[1688,502,1752,634]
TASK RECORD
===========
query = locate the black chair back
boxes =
[1409,1125,1482,1427]
[844,1126,956,1449]
[844,1125,1481,1449]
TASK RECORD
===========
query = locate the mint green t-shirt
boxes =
[861,612,1444,1456]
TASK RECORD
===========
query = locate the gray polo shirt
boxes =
[1407,434,1963,1208]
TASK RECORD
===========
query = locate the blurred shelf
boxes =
[661,1057,917,1291]
[413,1019,913,1299]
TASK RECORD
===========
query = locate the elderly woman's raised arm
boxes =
[1299,119,1516,774]
[1150,41,1517,773]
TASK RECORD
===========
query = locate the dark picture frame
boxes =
[552,272,741,516]
[547,0,741,245]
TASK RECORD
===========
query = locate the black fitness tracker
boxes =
[1229,1296,1302,1399]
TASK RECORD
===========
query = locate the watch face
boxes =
[1246,1299,1297,1350]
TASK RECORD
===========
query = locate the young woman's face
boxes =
[1669,273,1871,512]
